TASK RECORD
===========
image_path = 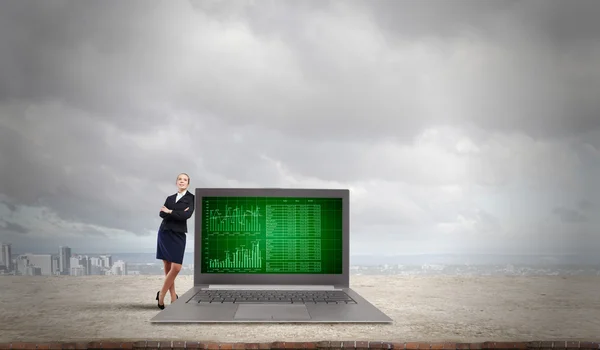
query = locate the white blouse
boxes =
[175,190,187,203]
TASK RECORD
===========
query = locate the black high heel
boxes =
[157,291,165,310]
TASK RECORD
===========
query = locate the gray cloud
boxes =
[0,199,17,212]
[578,199,593,211]
[193,0,600,140]
[363,0,600,44]
[3,221,29,234]
[552,206,587,223]
[1,0,599,256]
[0,0,599,143]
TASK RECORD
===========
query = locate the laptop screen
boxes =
[200,196,343,274]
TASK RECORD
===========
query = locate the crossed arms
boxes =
[159,198,195,221]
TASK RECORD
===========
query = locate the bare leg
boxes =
[158,263,182,306]
[162,260,176,301]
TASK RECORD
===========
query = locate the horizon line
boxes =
[58,252,593,257]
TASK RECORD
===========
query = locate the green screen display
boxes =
[200,196,343,274]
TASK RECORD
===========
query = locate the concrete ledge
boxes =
[0,341,599,349]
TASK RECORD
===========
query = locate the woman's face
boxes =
[176,174,189,191]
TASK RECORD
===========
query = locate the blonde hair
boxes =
[176,173,190,184]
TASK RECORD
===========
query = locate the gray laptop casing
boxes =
[151,188,392,323]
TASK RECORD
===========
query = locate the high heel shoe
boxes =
[157,291,165,310]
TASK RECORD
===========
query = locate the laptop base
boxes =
[150,286,393,323]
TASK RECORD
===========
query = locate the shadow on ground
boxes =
[78,302,166,311]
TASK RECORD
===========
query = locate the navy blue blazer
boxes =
[159,191,195,233]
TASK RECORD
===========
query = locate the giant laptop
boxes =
[151,188,392,323]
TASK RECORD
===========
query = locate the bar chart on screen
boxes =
[208,240,263,269]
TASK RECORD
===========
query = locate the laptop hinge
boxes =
[205,284,338,290]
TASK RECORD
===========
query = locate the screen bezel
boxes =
[193,188,350,287]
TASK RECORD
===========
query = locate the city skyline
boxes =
[2,241,600,266]
[2,240,599,278]
[0,242,129,277]
[5,239,600,257]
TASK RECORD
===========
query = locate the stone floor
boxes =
[1,274,599,344]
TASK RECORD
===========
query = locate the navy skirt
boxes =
[156,227,186,264]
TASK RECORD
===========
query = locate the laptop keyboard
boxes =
[187,289,357,304]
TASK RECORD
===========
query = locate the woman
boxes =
[155,172,194,309]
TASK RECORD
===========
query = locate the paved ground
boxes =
[1,274,599,343]
[1,340,599,349]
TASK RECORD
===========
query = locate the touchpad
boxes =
[234,304,311,320]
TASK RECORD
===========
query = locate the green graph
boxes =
[209,205,261,232]
[208,240,262,269]
[201,196,342,274]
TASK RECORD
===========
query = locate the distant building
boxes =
[15,256,28,275]
[52,255,60,275]
[26,266,42,276]
[18,253,53,276]
[59,246,71,275]
[100,255,113,268]
[69,255,92,275]
[1,243,12,272]
[70,266,86,276]
[111,260,128,275]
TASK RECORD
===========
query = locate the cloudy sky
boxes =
[0,0,599,259]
